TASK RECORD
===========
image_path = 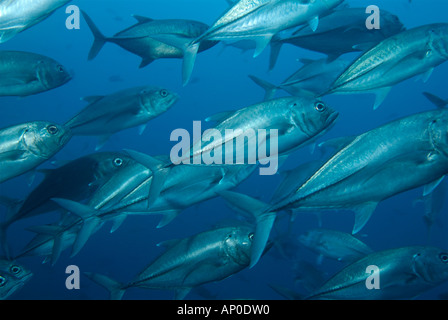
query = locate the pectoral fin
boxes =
[0,150,27,161]
[423,176,445,197]
[253,35,273,58]
[352,202,378,234]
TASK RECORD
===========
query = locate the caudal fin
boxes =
[218,190,276,268]
[84,272,126,300]
[81,10,108,60]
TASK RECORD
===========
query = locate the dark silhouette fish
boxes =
[0,152,135,257]
[84,225,267,300]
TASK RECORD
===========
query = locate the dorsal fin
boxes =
[131,15,154,24]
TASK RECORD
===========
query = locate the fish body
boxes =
[65,86,178,146]
[0,51,71,96]
[326,23,448,109]
[0,260,32,300]
[185,96,338,165]
[86,226,257,300]
[307,246,448,300]
[0,0,71,43]
[1,152,135,226]
[82,11,217,68]
[272,109,448,233]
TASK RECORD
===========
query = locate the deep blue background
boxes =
[1,0,448,300]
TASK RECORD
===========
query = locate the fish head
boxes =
[428,112,448,158]
[223,227,255,267]
[0,260,33,300]
[290,95,339,138]
[139,87,179,116]
[430,24,448,60]
[23,121,72,159]
[91,152,136,181]
[411,247,448,285]
[36,59,72,90]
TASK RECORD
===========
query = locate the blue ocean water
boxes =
[1,0,448,300]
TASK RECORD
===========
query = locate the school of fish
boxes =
[0,0,448,300]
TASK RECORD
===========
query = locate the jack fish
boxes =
[0,51,71,97]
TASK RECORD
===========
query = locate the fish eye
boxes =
[248,233,254,242]
[47,125,59,135]
[439,253,448,263]
[315,102,326,112]
[160,90,169,98]
[0,276,6,287]
[57,65,65,73]
[10,265,21,274]
[113,158,123,167]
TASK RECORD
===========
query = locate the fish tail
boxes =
[248,75,278,101]
[218,190,276,269]
[81,10,108,60]
[84,272,126,300]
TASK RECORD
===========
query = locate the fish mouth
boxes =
[325,110,339,128]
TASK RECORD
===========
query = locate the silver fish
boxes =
[0,51,71,96]
[325,23,448,109]
[0,0,71,43]
[81,11,217,68]
[182,95,338,167]
[0,121,72,184]
[65,86,178,150]
[298,228,373,263]
[306,246,448,300]
[250,57,352,100]
[180,0,344,84]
